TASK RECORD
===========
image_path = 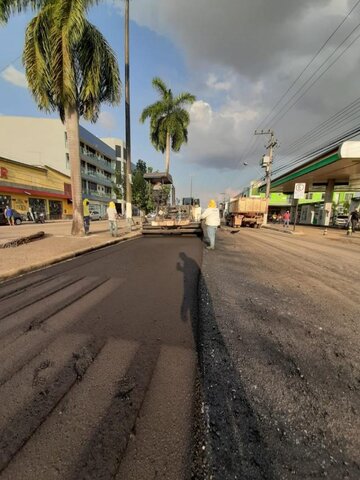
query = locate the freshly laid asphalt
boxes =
[1,227,359,480]
[0,236,202,480]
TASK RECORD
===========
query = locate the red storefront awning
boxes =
[0,185,71,200]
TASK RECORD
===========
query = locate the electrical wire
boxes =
[267,22,360,128]
[257,0,360,130]
[0,55,22,75]
[237,1,360,176]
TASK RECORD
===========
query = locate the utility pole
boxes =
[125,0,132,226]
[255,129,277,224]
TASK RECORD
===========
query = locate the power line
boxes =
[272,124,360,177]
[0,55,22,75]
[281,97,360,154]
[256,0,360,130]
[268,21,360,127]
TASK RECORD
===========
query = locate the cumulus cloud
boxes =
[1,65,27,88]
[185,99,260,170]
[206,73,232,92]
[122,0,360,180]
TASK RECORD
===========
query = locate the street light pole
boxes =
[125,0,132,225]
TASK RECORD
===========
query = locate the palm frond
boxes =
[0,0,47,23]
[23,4,55,112]
[174,92,196,107]
[77,20,121,121]
[152,77,169,98]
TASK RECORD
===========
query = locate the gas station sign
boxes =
[294,183,306,199]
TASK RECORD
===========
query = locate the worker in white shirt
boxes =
[106,201,118,237]
[200,199,221,250]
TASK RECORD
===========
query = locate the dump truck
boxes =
[142,172,202,235]
[225,196,267,228]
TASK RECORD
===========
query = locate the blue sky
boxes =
[1,0,359,205]
[0,2,247,205]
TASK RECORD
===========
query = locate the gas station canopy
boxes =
[267,141,360,193]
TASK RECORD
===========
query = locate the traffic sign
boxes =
[294,183,306,199]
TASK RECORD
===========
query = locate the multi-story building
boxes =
[0,116,127,216]
[0,156,73,219]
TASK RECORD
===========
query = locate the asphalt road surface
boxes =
[196,228,360,480]
[0,236,202,480]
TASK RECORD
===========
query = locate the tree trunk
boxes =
[65,107,85,236]
[165,131,170,176]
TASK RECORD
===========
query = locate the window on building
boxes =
[115,145,122,158]
[64,132,68,147]
[66,153,70,169]
[123,148,127,160]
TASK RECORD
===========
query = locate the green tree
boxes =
[132,159,156,213]
[140,77,195,175]
[112,165,126,201]
[1,0,121,235]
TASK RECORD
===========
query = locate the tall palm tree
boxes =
[140,77,195,176]
[0,0,121,235]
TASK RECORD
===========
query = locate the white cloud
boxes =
[112,0,360,184]
[206,73,232,91]
[185,99,260,170]
[97,111,118,131]
[1,65,27,88]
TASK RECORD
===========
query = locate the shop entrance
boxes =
[29,198,46,216]
[49,200,62,220]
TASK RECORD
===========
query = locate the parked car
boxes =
[333,215,349,228]
[90,210,102,221]
[0,209,23,225]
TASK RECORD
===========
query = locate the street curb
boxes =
[0,231,142,283]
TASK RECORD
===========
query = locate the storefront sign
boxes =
[64,183,72,197]
[0,167,8,179]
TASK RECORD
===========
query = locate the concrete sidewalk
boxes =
[0,219,141,281]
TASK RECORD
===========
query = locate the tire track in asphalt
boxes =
[0,237,202,479]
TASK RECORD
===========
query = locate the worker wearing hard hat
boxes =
[107,201,119,237]
[83,198,90,235]
[200,199,221,250]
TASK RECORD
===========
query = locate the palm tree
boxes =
[140,77,195,176]
[0,0,121,235]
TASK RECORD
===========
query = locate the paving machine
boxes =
[142,172,202,235]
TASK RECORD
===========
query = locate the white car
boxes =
[90,210,102,221]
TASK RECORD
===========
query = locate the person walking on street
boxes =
[283,210,290,229]
[350,210,359,233]
[107,201,118,237]
[83,199,90,235]
[4,206,14,226]
[201,199,220,250]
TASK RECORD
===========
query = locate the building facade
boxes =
[0,156,73,219]
[0,116,127,216]
[241,180,359,225]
